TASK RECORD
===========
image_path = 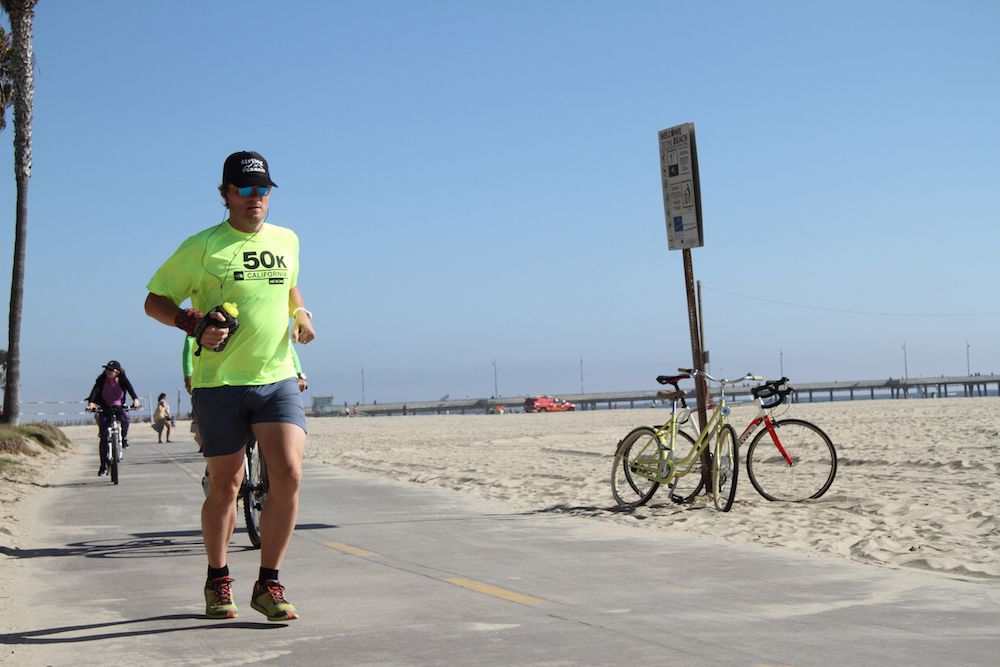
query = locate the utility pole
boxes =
[902,343,909,399]
[697,280,708,372]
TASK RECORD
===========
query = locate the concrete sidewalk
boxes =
[1,431,997,666]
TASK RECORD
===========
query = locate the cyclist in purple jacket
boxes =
[85,360,141,476]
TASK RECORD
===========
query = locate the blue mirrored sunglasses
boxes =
[236,185,272,197]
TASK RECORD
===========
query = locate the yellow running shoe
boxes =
[251,579,299,621]
[204,576,237,619]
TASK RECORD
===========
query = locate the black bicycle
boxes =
[242,440,269,548]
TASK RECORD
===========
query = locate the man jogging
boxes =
[144,150,316,621]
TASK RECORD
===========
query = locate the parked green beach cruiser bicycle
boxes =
[666,376,838,502]
[612,369,752,512]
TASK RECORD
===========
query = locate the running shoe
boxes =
[97,466,107,476]
[251,579,298,621]
[204,575,237,619]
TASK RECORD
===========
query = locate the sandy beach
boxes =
[303,396,1000,582]
[13,396,999,582]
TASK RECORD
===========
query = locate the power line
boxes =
[703,286,1000,318]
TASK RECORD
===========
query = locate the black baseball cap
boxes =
[104,360,122,371]
[222,151,278,188]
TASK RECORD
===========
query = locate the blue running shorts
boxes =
[192,378,307,457]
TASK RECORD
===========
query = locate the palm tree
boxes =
[1,26,13,128]
[0,0,37,425]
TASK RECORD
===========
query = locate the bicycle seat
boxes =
[657,390,687,401]
[656,374,690,385]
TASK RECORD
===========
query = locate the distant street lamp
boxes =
[361,365,365,405]
[966,340,971,376]
[492,358,498,397]
[779,348,784,377]
[579,356,584,394]
[902,343,909,399]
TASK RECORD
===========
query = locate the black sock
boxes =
[259,567,279,582]
[208,565,229,580]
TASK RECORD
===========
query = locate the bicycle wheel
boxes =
[746,418,837,501]
[243,442,268,548]
[110,428,121,485]
[712,424,739,511]
[667,429,704,503]
[611,427,662,507]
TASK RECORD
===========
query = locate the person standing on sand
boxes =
[144,151,316,622]
[152,393,173,443]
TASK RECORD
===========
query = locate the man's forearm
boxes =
[145,293,181,326]
[288,287,305,315]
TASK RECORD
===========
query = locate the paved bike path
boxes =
[2,431,997,666]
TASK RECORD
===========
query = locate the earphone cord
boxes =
[201,218,261,304]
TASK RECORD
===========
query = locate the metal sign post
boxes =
[659,122,711,486]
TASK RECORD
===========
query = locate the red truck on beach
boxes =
[524,396,575,412]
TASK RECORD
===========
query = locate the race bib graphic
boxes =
[233,250,290,285]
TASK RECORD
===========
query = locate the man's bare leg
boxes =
[253,422,306,570]
[203,449,245,567]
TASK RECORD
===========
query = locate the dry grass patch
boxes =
[0,425,29,455]
[17,422,72,450]
[0,422,72,456]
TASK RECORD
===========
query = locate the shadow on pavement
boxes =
[0,613,286,644]
[0,523,338,560]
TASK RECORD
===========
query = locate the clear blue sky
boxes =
[1,0,998,413]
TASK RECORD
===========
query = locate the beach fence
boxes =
[17,400,154,426]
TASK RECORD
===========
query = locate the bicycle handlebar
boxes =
[751,377,794,409]
[676,368,763,386]
[87,405,141,413]
[656,369,793,409]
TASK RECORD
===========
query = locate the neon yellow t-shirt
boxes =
[148,221,300,389]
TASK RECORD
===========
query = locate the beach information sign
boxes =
[659,123,704,250]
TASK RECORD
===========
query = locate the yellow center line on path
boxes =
[446,578,544,606]
[324,546,542,606]
[327,541,381,558]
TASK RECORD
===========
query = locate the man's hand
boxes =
[175,308,230,351]
[86,402,97,412]
[291,310,316,344]
[131,399,142,409]
[197,310,230,350]
[184,376,193,395]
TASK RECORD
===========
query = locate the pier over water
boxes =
[312,374,1000,417]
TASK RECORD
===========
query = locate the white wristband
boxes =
[292,307,312,319]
